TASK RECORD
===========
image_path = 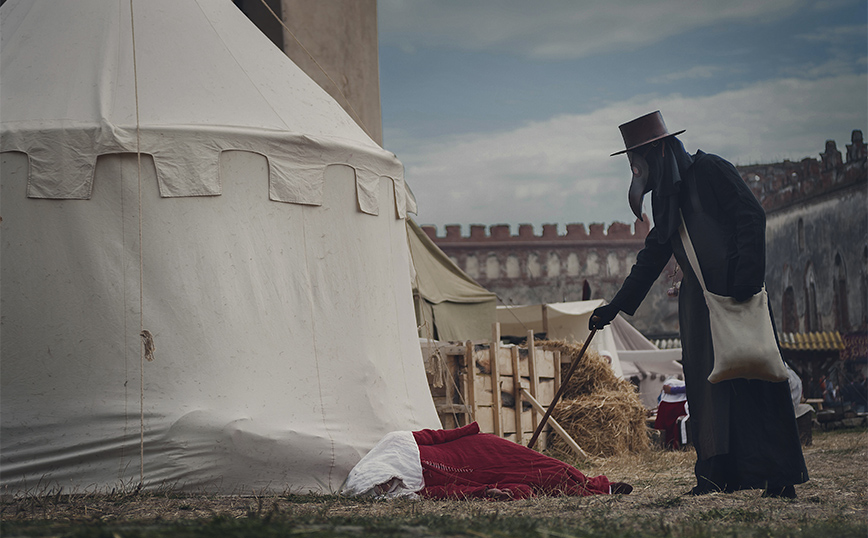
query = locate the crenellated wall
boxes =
[426,131,867,338]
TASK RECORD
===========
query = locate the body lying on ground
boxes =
[344,422,631,500]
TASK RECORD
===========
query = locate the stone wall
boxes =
[747,130,867,334]
[427,131,868,338]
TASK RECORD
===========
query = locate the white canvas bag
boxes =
[679,213,788,384]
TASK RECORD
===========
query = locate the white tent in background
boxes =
[610,316,683,409]
[0,0,440,494]
[496,301,682,408]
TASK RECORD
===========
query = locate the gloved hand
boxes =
[731,285,761,302]
[589,303,620,330]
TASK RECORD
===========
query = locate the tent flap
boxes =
[408,218,497,341]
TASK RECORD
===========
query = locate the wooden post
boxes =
[489,323,502,437]
[553,350,561,396]
[510,346,522,444]
[541,304,549,337]
[464,340,477,424]
[443,346,455,428]
[526,330,541,446]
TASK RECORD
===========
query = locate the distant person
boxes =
[654,377,688,449]
[824,383,840,406]
[589,111,808,498]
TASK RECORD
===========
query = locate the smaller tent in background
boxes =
[408,218,497,342]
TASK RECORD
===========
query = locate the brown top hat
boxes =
[610,111,685,156]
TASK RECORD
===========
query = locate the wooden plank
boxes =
[473,371,494,406]
[510,347,522,443]
[553,350,561,395]
[464,340,477,423]
[496,347,514,375]
[536,378,554,408]
[490,323,502,437]
[537,350,555,378]
[475,405,494,433]
[434,344,466,356]
[526,331,541,445]
[444,347,455,421]
[520,388,588,459]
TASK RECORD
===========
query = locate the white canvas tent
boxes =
[496,301,682,407]
[0,0,440,494]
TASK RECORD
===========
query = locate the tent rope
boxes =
[256,0,375,143]
[129,0,147,486]
[496,295,534,334]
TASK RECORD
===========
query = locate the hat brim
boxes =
[610,129,686,156]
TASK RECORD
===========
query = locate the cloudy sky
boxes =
[376,0,867,234]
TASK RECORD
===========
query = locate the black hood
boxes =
[648,137,693,243]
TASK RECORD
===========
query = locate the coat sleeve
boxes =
[609,226,673,315]
[705,156,766,294]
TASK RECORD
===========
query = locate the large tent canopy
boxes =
[0,0,440,494]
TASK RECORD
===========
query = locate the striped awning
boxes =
[653,338,683,350]
[651,331,852,353]
[778,331,844,351]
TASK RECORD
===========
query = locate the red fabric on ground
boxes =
[654,400,688,449]
[412,422,613,500]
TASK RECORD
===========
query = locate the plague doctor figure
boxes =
[590,111,808,498]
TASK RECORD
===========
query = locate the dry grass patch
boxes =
[3,429,864,537]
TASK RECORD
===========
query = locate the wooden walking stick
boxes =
[527,328,597,450]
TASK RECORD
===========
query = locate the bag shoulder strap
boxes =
[678,211,708,292]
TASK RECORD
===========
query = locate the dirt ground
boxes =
[2,428,866,534]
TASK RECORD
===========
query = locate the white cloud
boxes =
[399,73,866,229]
[796,24,868,43]
[379,0,805,59]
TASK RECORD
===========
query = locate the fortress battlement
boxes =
[421,218,650,244]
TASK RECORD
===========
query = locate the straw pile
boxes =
[537,339,649,459]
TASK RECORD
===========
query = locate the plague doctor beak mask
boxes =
[611,111,685,221]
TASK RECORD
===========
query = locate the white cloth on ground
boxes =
[344,431,423,498]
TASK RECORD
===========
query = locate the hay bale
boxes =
[536,339,649,458]
[549,390,650,458]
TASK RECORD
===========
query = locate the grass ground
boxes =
[2,428,865,537]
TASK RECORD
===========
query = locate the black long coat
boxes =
[611,151,808,489]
